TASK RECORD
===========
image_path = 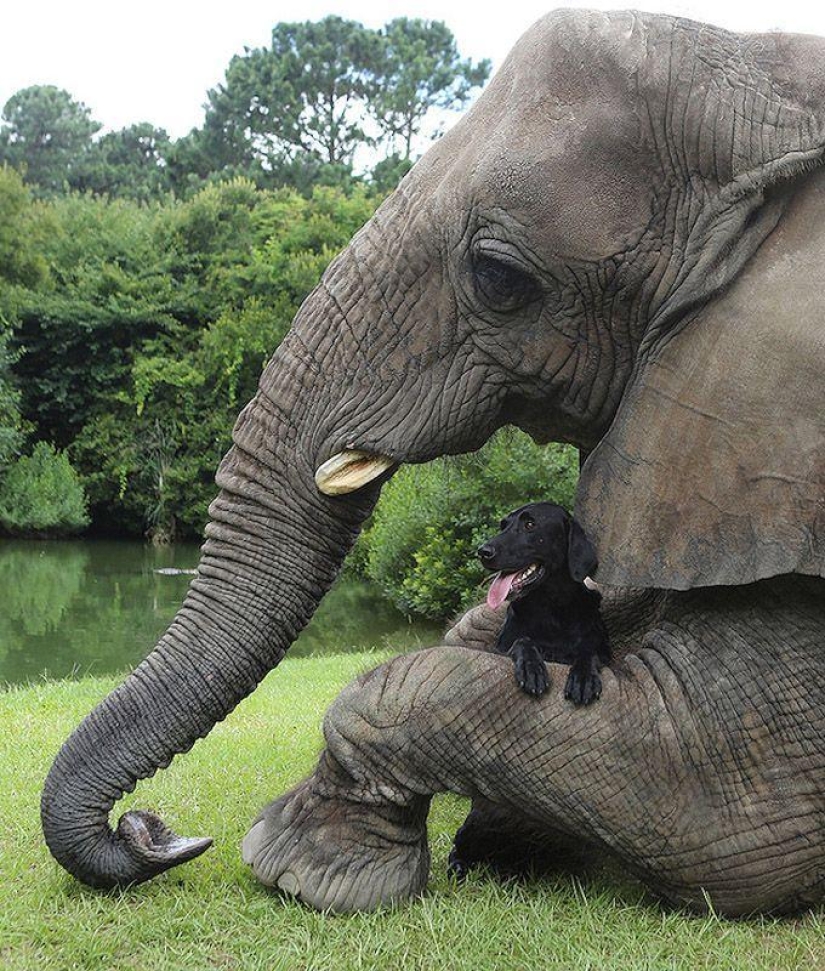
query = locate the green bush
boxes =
[3,180,382,539]
[0,441,90,536]
[361,429,579,620]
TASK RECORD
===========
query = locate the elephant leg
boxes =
[443,601,505,653]
[244,647,637,913]
[444,604,579,879]
[441,590,671,881]
[244,581,825,915]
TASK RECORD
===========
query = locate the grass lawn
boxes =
[2,651,823,971]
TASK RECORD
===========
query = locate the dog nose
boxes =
[477,544,495,563]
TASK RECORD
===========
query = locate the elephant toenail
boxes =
[277,871,300,896]
[241,821,265,864]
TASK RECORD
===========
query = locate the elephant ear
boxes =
[576,22,825,589]
[577,166,825,588]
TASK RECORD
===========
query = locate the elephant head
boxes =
[43,9,825,888]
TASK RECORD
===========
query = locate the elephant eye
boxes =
[472,253,539,311]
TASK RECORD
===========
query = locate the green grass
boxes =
[2,652,823,971]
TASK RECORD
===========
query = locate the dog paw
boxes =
[512,642,551,696]
[447,846,473,882]
[564,663,602,705]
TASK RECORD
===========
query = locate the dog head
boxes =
[478,503,598,609]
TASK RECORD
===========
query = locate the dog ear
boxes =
[567,517,598,582]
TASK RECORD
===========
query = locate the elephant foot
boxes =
[242,754,430,913]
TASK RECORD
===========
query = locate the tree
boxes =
[203,16,380,172]
[371,19,491,159]
[370,152,413,193]
[0,86,101,194]
[73,123,172,201]
[191,16,490,191]
[171,103,264,190]
[0,166,45,288]
[166,124,357,198]
[10,193,177,447]
[0,168,39,468]
[0,327,23,470]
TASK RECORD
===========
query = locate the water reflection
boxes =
[0,542,90,636]
[0,540,442,687]
[293,579,441,657]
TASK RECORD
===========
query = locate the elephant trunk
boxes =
[41,325,379,888]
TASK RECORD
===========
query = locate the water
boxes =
[0,540,443,687]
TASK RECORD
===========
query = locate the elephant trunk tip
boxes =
[41,797,213,889]
[115,809,213,879]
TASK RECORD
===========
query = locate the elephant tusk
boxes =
[314,450,397,496]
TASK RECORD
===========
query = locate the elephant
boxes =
[42,9,825,916]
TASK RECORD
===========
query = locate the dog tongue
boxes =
[487,571,518,610]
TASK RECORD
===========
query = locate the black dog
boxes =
[479,502,610,705]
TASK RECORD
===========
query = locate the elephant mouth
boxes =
[486,562,545,610]
[314,450,398,496]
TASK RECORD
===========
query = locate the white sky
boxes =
[3,1,825,138]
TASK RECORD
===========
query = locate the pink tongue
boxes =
[487,571,518,610]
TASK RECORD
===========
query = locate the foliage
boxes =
[3,179,379,538]
[362,430,580,620]
[0,86,101,196]
[0,15,492,546]
[0,169,37,470]
[9,192,176,446]
[204,16,380,174]
[370,152,413,192]
[0,326,24,470]
[0,441,89,536]
[0,166,47,288]
[73,123,173,202]
[371,19,491,158]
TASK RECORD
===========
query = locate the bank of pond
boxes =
[0,540,442,687]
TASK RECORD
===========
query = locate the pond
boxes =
[0,540,443,687]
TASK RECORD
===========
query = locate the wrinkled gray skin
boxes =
[43,10,825,915]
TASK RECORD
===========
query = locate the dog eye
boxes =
[524,519,535,531]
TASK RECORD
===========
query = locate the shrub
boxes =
[361,429,579,620]
[0,441,90,536]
